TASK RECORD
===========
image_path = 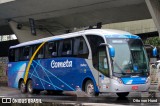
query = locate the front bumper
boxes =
[109,79,150,92]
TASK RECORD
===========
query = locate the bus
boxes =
[8,29,153,97]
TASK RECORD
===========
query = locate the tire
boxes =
[19,80,26,93]
[116,92,129,97]
[27,80,35,94]
[84,80,99,96]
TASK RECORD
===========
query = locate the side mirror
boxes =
[109,45,115,58]
[99,43,115,58]
[152,47,157,57]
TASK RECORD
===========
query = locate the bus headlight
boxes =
[146,76,150,83]
[112,76,123,84]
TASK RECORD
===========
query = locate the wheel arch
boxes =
[82,77,92,91]
[82,77,99,92]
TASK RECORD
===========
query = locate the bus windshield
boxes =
[106,38,149,77]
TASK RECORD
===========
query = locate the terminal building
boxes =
[102,19,158,40]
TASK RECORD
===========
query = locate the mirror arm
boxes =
[99,43,109,47]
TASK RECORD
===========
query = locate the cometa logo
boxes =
[51,60,72,68]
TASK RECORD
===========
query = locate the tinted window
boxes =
[14,49,19,61]
[74,37,89,58]
[99,46,109,77]
[19,47,24,61]
[87,35,105,70]
[37,46,44,59]
[23,46,31,60]
[32,45,38,59]
[9,49,15,62]
[45,41,58,58]
[59,39,72,56]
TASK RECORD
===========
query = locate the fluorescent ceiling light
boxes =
[11,34,17,39]
[0,0,15,4]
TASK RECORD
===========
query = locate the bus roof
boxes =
[10,29,139,49]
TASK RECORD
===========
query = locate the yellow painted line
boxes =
[24,41,46,84]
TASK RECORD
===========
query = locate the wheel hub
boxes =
[28,83,32,92]
[20,83,25,92]
[87,83,94,95]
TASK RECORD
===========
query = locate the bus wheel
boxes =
[20,80,26,93]
[27,80,34,94]
[85,80,99,96]
[116,92,129,97]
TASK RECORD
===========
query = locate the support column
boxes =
[145,0,160,36]
[9,21,52,43]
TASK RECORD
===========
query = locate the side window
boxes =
[9,49,15,62]
[59,39,72,56]
[86,35,105,70]
[32,44,44,59]
[32,45,38,59]
[15,48,19,62]
[37,45,44,59]
[99,46,109,77]
[45,41,58,58]
[73,37,89,58]
[19,48,24,61]
[9,48,19,62]
[23,46,31,60]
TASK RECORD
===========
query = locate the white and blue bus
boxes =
[8,29,152,97]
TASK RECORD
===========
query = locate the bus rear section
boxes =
[7,35,100,95]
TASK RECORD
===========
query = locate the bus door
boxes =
[98,46,110,92]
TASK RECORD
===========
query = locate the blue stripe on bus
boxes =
[105,34,140,39]
[121,77,147,84]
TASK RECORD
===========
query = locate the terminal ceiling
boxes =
[0,0,151,35]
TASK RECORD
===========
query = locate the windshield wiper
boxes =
[113,61,126,75]
[113,72,125,74]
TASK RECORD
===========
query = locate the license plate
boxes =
[132,86,138,90]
